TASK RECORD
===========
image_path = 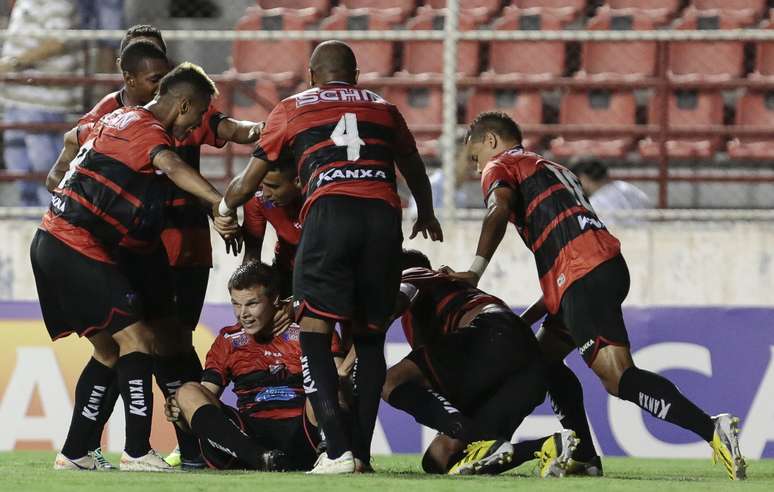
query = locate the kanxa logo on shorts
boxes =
[579,338,595,355]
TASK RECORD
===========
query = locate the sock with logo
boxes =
[349,333,386,464]
[546,362,598,461]
[299,331,350,459]
[117,351,154,458]
[387,382,481,443]
[190,404,266,469]
[618,366,714,442]
[61,358,116,459]
[90,372,120,451]
[154,349,204,461]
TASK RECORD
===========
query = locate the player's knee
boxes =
[113,322,154,354]
[176,382,208,414]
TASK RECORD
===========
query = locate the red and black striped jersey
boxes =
[399,267,506,349]
[78,88,227,267]
[43,107,172,263]
[481,146,621,314]
[252,82,418,222]
[202,323,343,420]
[242,191,302,272]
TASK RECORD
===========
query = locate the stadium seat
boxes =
[400,6,485,76]
[232,7,317,79]
[510,0,586,23]
[425,1,502,20]
[691,0,766,25]
[467,89,543,150]
[550,90,637,158]
[382,85,443,132]
[256,1,331,18]
[604,0,681,25]
[727,91,774,159]
[669,10,746,82]
[484,6,568,82]
[639,91,725,159]
[751,11,774,81]
[320,7,403,77]
[341,0,416,20]
[577,6,657,81]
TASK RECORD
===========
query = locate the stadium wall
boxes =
[1,218,773,458]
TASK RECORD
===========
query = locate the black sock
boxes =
[90,372,120,451]
[154,349,204,461]
[618,366,714,442]
[387,382,480,443]
[546,362,597,461]
[300,331,349,459]
[61,358,116,459]
[190,404,265,469]
[512,437,548,468]
[117,352,154,457]
[349,334,386,463]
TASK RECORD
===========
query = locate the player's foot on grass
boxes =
[711,413,746,480]
[354,457,375,473]
[53,452,95,470]
[565,455,603,477]
[164,446,181,467]
[447,440,514,476]
[307,451,355,474]
[119,450,174,472]
[535,430,578,478]
[89,448,115,470]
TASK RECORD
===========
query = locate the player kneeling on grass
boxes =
[164,262,344,471]
[382,250,578,477]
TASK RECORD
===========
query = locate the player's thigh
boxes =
[536,316,576,363]
[117,246,176,326]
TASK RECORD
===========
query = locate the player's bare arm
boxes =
[45,127,79,192]
[396,152,443,241]
[216,118,265,144]
[221,156,270,213]
[520,297,548,326]
[153,149,223,207]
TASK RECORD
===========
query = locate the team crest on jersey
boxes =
[269,363,286,375]
[224,330,250,348]
[283,325,301,342]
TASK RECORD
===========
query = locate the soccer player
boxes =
[32,63,231,471]
[447,111,747,480]
[164,261,344,471]
[220,40,443,473]
[383,250,577,477]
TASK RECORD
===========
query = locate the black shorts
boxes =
[30,229,142,340]
[200,405,320,471]
[171,266,209,330]
[407,310,541,413]
[293,196,402,330]
[555,254,631,366]
[116,247,175,322]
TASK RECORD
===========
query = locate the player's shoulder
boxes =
[216,323,251,348]
[79,90,123,125]
[401,266,439,281]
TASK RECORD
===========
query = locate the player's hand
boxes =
[247,121,265,143]
[440,267,480,287]
[164,395,181,423]
[272,299,293,336]
[410,213,444,241]
[213,215,242,256]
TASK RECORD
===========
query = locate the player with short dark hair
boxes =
[120,24,167,54]
[220,40,443,473]
[447,110,747,480]
[33,62,231,472]
[164,262,344,471]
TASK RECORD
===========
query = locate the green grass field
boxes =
[2,452,773,491]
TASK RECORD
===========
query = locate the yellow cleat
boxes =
[164,446,181,467]
[447,439,513,475]
[711,414,747,480]
[535,430,579,478]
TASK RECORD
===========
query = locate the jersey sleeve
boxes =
[481,162,516,204]
[252,103,288,162]
[130,119,174,170]
[390,105,419,159]
[76,122,95,146]
[243,195,268,242]
[78,92,121,127]
[185,104,227,148]
[202,335,230,387]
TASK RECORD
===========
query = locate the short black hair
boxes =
[119,40,167,74]
[228,261,279,297]
[120,24,167,53]
[266,158,297,179]
[570,158,608,181]
[465,111,523,145]
[400,249,431,270]
[158,62,218,100]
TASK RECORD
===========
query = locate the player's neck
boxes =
[144,98,177,131]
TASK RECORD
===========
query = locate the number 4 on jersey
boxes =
[331,113,364,161]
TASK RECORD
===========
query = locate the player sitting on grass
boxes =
[164,262,345,471]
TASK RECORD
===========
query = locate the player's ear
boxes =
[354,68,360,84]
[179,97,190,115]
[293,176,302,189]
[115,57,122,73]
[308,68,315,88]
[484,131,498,149]
[123,71,135,88]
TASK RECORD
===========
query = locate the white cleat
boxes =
[53,452,96,470]
[306,450,356,474]
[119,449,174,472]
[711,413,747,480]
[90,448,116,470]
[537,430,579,478]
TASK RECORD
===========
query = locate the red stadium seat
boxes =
[401,6,485,76]
[256,0,331,18]
[511,0,586,23]
[691,0,766,25]
[577,6,657,81]
[484,6,568,81]
[341,0,416,20]
[751,12,774,81]
[604,0,681,24]
[320,7,403,77]
[467,89,543,150]
[727,91,774,159]
[232,7,318,79]
[639,91,725,159]
[669,10,746,82]
[425,1,502,20]
[550,90,637,158]
[382,85,443,129]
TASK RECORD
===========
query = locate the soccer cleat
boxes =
[119,449,174,472]
[354,457,375,473]
[306,450,356,474]
[164,446,181,467]
[90,448,115,470]
[535,430,579,478]
[447,440,514,475]
[258,450,290,472]
[53,452,96,470]
[565,455,604,477]
[711,414,747,480]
